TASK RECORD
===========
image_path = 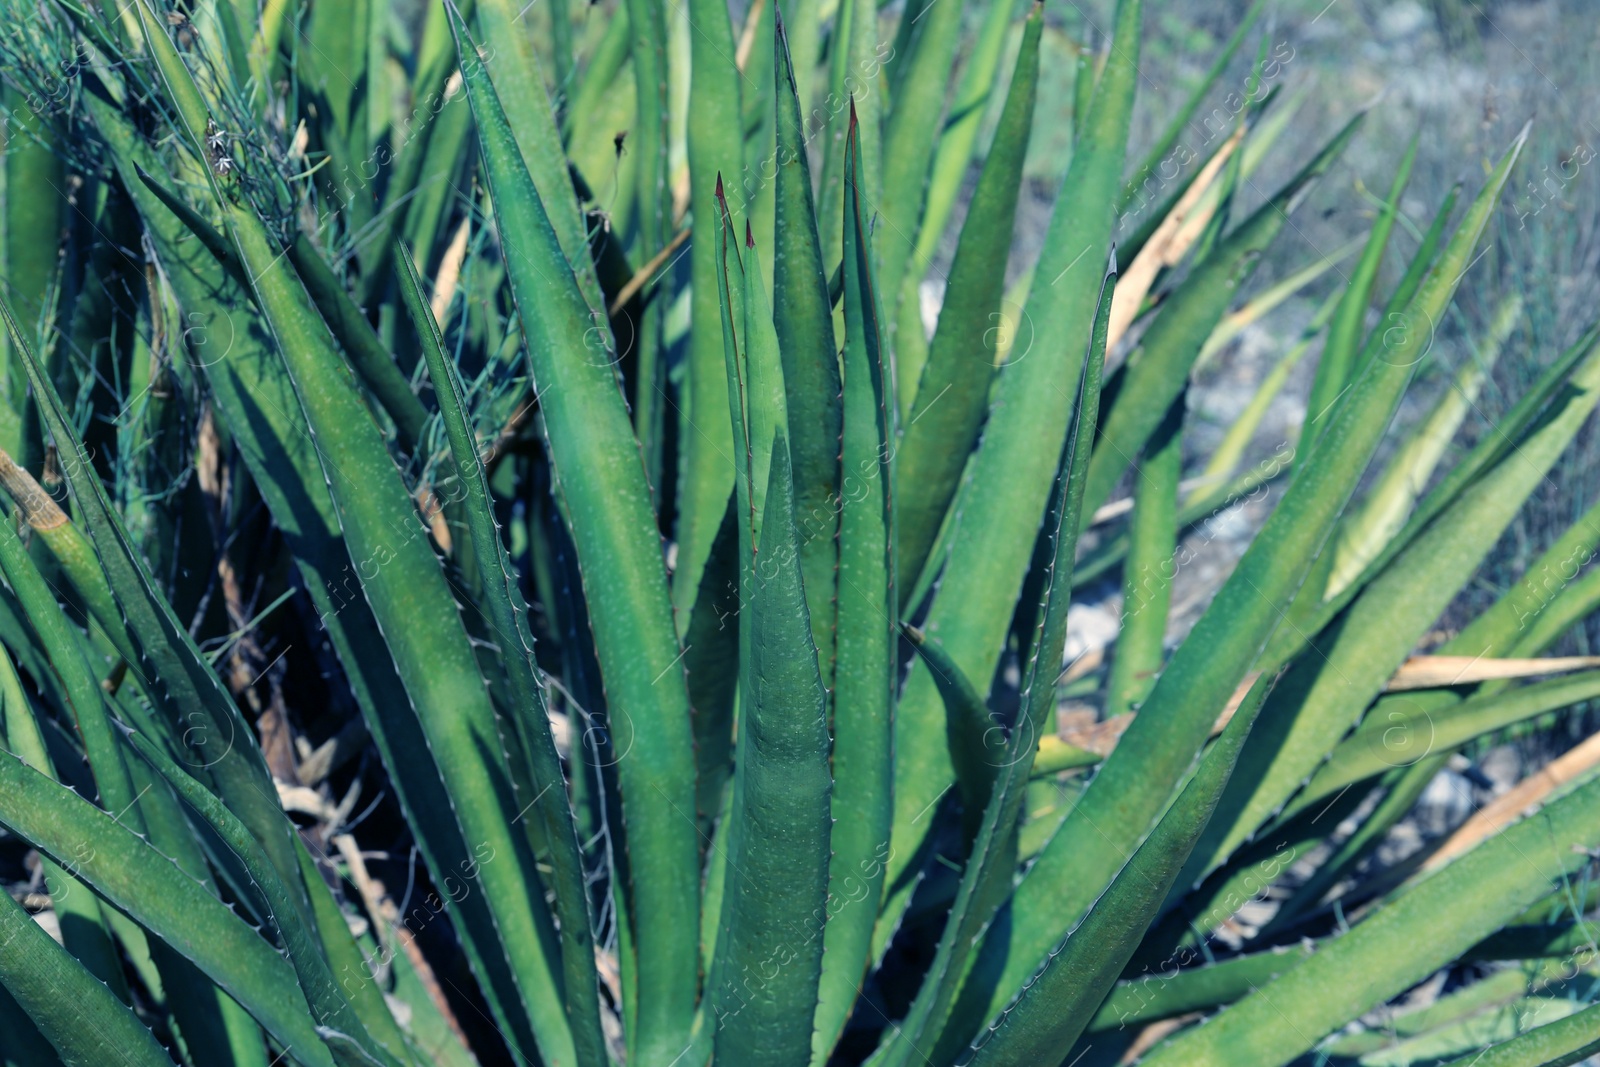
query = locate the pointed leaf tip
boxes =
[745,220,755,250]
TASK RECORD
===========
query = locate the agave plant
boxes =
[0,0,1598,1065]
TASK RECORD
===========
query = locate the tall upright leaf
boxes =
[896,4,1042,600]
[447,11,700,1062]
[812,106,896,1064]
[881,0,1141,954]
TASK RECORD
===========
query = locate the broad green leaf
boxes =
[673,0,745,628]
[1105,391,1182,718]
[984,126,1530,1032]
[397,244,608,1067]
[1435,1001,1600,1067]
[1080,109,1366,524]
[770,8,843,682]
[1306,670,1600,806]
[86,88,547,1063]
[0,749,336,1067]
[1137,769,1600,1067]
[0,888,176,1067]
[706,440,832,1066]
[1328,293,1520,594]
[813,108,896,1064]
[1302,132,1420,436]
[896,4,1041,600]
[877,252,1114,1067]
[893,0,1025,393]
[135,8,578,1060]
[448,10,701,1060]
[873,0,963,370]
[961,672,1278,1066]
[284,235,430,453]
[120,727,400,1067]
[472,0,605,313]
[1191,325,1600,879]
[880,0,1140,959]
[0,644,127,1001]
[0,498,140,827]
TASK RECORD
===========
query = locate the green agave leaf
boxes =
[673,0,745,628]
[1105,391,1182,719]
[0,888,176,1067]
[1435,1001,1600,1067]
[1080,108,1366,524]
[120,727,401,1067]
[813,106,897,1065]
[683,495,741,829]
[873,0,963,370]
[880,0,1140,959]
[472,0,605,314]
[1098,941,1317,1032]
[902,626,1003,834]
[293,843,420,1067]
[1113,897,1600,1038]
[134,8,578,1060]
[982,125,1530,1033]
[816,0,884,276]
[878,251,1114,1067]
[1192,325,1600,879]
[85,88,547,1064]
[741,0,778,268]
[741,225,790,553]
[1116,0,1268,212]
[1198,287,1339,488]
[399,88,475,275]
[770,7,843,684]
[894,0,1027,392]
[0,748,336,1067]
[1311,671,1600,813]
[447,9,701,1061]
[1266,290,1593,674]
[1,245,312,944]
[706,438,833,1066]
[623,0,671,486]
[960,672,1279,1066]
[1302,132,1420,438]
[1329,293,1520,594]
[0,498,141,825]
[0,645,127,1001]
[1138,770,1600,1067]
[0,983,59,1067]
[397,243,608,1067]
[1302,175,1460,446]
[1,93,63,449]
[283,235,430,453]
[896,3,1042,601]
[1276,491,1600,835]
